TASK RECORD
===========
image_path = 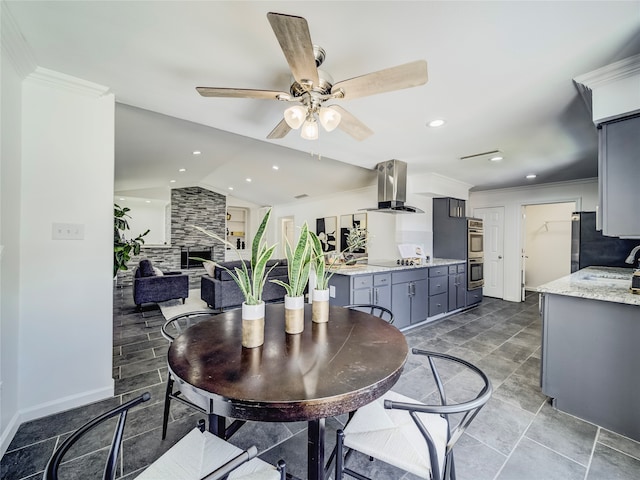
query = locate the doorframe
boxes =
[519,197,581,299]
[280,216,295,259]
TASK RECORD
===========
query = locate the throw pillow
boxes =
[153,267,164,276]
[138,259,156,277]
[203,260,216,277]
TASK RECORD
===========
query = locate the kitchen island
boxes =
[326,258,479,329]
[537,266,640,441]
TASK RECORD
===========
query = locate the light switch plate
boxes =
[52,223,84,240]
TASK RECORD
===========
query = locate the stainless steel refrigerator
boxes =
[571,212,638,272]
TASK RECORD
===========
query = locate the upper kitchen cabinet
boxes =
[574,54,640,237]
[598,113,640,237]
[447,198,466,218]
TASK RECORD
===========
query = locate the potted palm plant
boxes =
[270,222,312,334]
[194,208,277,348]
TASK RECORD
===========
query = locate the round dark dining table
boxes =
[167,303,408,480]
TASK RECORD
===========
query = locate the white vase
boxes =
[284,294,305,334]
[241,301,265,348]
[312,288,330,323]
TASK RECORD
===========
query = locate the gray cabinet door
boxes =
[391,282,412,329]
[352,287,372,304]
[411,278,429,324]
[599,114,640,236]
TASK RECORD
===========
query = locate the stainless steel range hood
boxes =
[360,160,424,214]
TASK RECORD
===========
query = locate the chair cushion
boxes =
[135,427,281,480]
[343,390,448,479]
[138,259,156,277]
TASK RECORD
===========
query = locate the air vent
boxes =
[460,150,502,161]
[294,194,309,199]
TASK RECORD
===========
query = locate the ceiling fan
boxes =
[196,12,428,141]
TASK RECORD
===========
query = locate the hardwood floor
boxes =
[1,290,639,479]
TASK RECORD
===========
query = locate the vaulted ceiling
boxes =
[7,1,640,206]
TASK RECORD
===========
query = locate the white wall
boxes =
[13,68,114,440]
[469,179,598,302]
[0,2,26,453]
[114,197,168,245]
[270,186,433,260]
[1,55,116,458]
[523,202,575,289]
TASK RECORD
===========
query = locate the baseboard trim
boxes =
[1,382,114,456]
[0,411,21,457]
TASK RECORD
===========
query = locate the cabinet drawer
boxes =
[352,275,373,289]
[457,263,466,273]
[429,266,448,278]
[467,287,483,306]
[392,269,427,284]
[429,292,448,317]
[374,273,391,287]
[429,278,448,296]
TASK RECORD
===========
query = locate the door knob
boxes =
[498,255,503,259]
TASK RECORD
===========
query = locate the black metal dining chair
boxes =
[334,348,492,480]
[44,392,286,480]
[343,304,395,324]
[161,311,246,440]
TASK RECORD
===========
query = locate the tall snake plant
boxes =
[271,222,312,297]
[193,208,277,305]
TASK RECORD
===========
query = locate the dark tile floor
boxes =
[2,290,640,479]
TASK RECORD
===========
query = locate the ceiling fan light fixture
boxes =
[301,116,319,140]
[284,105,307,129]
[318,106,341,132]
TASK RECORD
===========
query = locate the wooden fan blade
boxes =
[267,118,292,139]
[196,87,289,100]
[331,60,428,100]
[330,105,373,141]
[267,12,319,89]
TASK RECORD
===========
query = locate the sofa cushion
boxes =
[139,259,156,277]
[203,261,216,277]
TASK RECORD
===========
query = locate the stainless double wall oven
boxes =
[467,218,484,289]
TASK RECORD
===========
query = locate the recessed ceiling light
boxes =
[428,119,445,128]
[272,165,279,170]
[228,187,234,191]
[526,174,537,179]
[246,178,252,182]
[170,179,176,183]
[192,150,201,155]
[179,168,186,172]
[145,200,151,203]
[119,197,125,201]
[489,156,503,162]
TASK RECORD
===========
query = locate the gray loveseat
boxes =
[200,259,289,311]
[133,259,189,310]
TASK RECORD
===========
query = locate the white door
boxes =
[474,207,505,299]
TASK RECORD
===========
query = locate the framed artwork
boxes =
[315,216,338,252]
[340,213,367,253]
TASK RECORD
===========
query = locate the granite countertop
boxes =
[537,266,640,306]
[327,258,465,276]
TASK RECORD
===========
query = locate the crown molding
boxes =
[26,67,110,98]
[1,1,37,78]
[574,53,640,89]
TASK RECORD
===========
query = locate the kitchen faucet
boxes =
[625,245,640,268]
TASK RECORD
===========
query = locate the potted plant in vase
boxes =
[308,231,340,323]
[271,222,312,334]
[194,208,277,348]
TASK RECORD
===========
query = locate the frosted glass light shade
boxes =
[318,106,342,132]
[283,105,307,129]
[301,118,319,140]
